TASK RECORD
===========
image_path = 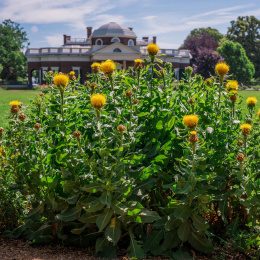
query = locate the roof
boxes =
[92,22,136,38]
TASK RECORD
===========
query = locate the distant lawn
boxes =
[0,90,38,126]
[0,90,260,126]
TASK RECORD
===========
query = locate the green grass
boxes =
[0,90,260,126]
[0,90,38,126]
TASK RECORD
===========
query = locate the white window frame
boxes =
[72,67,80,76]
[95,38,103,45]
[51,67,59,73]
[113,48,122,53]
[42,67,48,79]
[111,37,120,43]
[128,39,134,46]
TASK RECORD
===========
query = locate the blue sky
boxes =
[0,0,260,49]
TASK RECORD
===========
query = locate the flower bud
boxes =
[237,153,245,162]
[34,123,41,129]
[90,82,98,90]
[73,131,81,138]
[48,70,54,75]
[118,125,126,132]
[185,66,193,75]
[101,76,107,81]
[134,99,139,105]
[237,140,243,146]
[159,70,166,77]
[230,94,237,101]
[0,127,4,133]
[18,113,26,121]
[11,106,19,114]
[125,89,133,97]
[189,98,196,104]
[84,81,90,86]
[39,93,45,97]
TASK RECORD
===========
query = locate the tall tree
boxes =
[217,41,255,84]
[184,27,224,44]
[183,33,223,78]
[0,19,29,81]
[227,16,260,78]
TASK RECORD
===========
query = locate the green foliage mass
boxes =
[0,20,29,81]
[227,16,260,79]
[217,40,255,84]
[0,59,260,258]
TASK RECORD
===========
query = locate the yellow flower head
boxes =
[246,97,257,106]
[215,62,229,76]
[100,60,115,75]
[9,101,20,106]
[230,90,237,94]
[258,109,260,118]
[53,74,69,88]
[147,43,160,56]
[240,124,252,130]
[91,94,106,109]
[183,114,199,129]
[69,71,75,76]
[134,59,143,64]
[190,131,197,135]
[226,80,238,91]
[91,62,101,68]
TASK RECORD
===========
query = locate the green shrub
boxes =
[0,58,259,259]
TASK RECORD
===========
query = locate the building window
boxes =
[72,67,81,80]
[113,48,121,53]
[51,67,59,73]
[95,39,103,45]
[128,39,134,46]
[111,37,120,43]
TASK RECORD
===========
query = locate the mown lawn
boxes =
[0,90,38,126]
[0,90,260,126]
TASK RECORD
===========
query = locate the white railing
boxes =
[140,48,190,57]
[26,47,91,56]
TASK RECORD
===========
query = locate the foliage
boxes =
[183,34,223,78]
[184,27,224,43]
[217,41,255,84]
[0,58,260,259]
[0,20,29,81]
[227,16,260,79]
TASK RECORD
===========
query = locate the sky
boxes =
[0,0,260,50]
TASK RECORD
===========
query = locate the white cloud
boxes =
[31,25,38,33]
[143,15,157,20]
[45,34,63,47]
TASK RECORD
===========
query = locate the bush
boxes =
[0,59,259,259]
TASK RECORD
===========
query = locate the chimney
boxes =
[63,34,67,44]
[153,36,157,44]
[128,27,133,31]
[87,27,92,38]
[142,37,149,42]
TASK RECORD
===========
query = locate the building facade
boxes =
[26,22,191,87]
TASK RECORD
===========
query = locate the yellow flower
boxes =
[226,80,238,91]
[147,43,160,56]
[69,71,75,76]
[91,62,101,68]
[190,131,197,135]
[9,101,20,106]
[53,74,69,88]
[246,97,257,106]
[230,90,237,94]
[100,60,115,75]
[183,115,199,128]
[134,59,143,64]
[91,94,106,109]
[240,124,252,130]
[215,62,229,76]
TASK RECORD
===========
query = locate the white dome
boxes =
[92,22,136,38]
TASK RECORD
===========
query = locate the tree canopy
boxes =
[0,19,29,81]
[184,27,224,43]
[183,33,222,78]
[227,16,260,78]
[217,40,255,84]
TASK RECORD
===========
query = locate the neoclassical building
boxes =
[26,22,191,87]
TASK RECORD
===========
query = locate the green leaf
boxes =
[111,201,128,216]
[144,229,164,253]
[82,183,102,193]
[71,224,88,234]
[192,213,209,231]
[57,207,82,222]
[161,230,181,250]
[219,199,228,224]
[177,220,191,242]
[27,203,45,221]
[78,213,98,224]
[167,116,175,130]
[96,237,109,253]
[156,120,163,130]
[96,208,113,231]
[127,230,144,259]
[188,232,214,253]
[105,217,121,245]
[100,191,112,205]
[85,199,105,213]
[174,205,192,222]
[172,249,192,260]
[139,209,161,223]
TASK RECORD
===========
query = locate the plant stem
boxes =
[192,143,196,172]
[244,135,247,157]
[108,75,117,116]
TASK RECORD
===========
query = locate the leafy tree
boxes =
[183,34,223,78]
[217,40,255,84]
[0,19,29,81]
[185,27,224,43]
[227,16,260,78]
